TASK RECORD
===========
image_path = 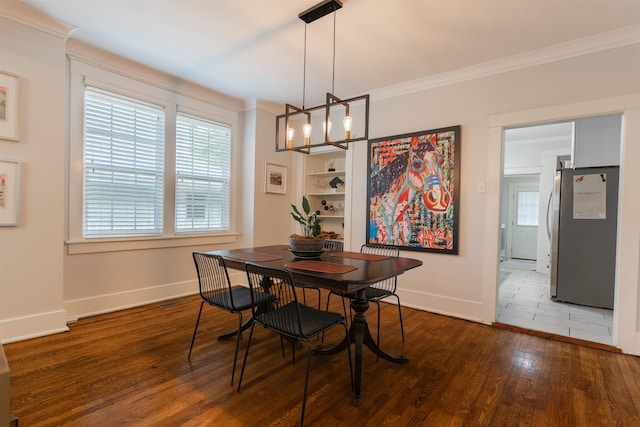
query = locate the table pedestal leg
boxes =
[218,291,274,340]
[314,288,408,405]
[216,315,254,340]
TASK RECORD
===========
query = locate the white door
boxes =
[508,184,539,260]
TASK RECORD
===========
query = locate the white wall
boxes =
[0,11,69,341]
[250,104,296,248]
[344,45,640,353]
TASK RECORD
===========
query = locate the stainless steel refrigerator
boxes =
[550,166,619,309]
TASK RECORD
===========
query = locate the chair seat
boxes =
[204,286,272,312]
[258,302,344,337]
[364,287,392,301]
[332,286,392,301]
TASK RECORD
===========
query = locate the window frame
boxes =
[175,111,232,233]
[67,59,239,254]
[83,86,166,238]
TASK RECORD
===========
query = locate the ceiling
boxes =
[18,0,640,107]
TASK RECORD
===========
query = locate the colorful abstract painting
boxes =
[366,126,460,254]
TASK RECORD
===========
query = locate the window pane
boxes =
[83,87,165,237]
[517,191,539,226]
[175,113,231,232]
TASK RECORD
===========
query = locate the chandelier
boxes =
[275,0,370,153]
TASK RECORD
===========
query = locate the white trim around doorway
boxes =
[483,91,640,356]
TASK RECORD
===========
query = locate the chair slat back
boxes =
[245,264,304,338]
[361,244,399,292]
[323,239,344,252]
[192,252,236,310]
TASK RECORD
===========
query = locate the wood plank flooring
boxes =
[4,292,640,426]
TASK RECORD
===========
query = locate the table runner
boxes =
[284,260,358,274]
[225,252,283,262]
[330,251,390,261]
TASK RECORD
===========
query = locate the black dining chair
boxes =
[295,239,344,309]
[325,244,404,351]
[239,263,353,427]
[189,252,273,385]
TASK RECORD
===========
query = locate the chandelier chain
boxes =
[303,24,307,109]
[332,11,336,94]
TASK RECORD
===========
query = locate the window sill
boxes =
[66,232,239,255]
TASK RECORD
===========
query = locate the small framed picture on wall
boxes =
[264,162,287,195]
[0,158,21,226]
[0,71,20,141]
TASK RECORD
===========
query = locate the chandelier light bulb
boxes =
[323,120,332,136]
[303,122,312,145]
[286,126,295,148]
[343,115,352,139]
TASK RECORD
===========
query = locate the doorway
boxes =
[496,119,619,346]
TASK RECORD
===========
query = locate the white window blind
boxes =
[83,87,165,238]
[176,113,231,232]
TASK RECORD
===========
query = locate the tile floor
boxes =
[497,260,613,346]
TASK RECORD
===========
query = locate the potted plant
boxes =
[289,195,325,253]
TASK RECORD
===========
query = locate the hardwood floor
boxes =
[5,292,640,426]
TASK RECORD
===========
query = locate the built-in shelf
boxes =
[307,192,345,196]
[308,170,346,176]
[304,149,347,238]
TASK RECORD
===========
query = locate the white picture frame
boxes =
[0,71,20,141]
[264,162,287,195]
[0,158,21,226]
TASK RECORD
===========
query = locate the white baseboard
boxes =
[0,309,69,344]
[398,288,486,324]
[64,279,199,321]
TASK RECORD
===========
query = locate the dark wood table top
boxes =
[207,245,423,293]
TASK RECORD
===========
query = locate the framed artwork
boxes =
[366,125,461,254]
[0,158,22,226]
[0,71,20,141]
[264,162,287,195]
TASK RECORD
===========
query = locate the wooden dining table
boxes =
[206,244,423,405]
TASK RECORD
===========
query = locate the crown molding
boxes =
[247,99,284,115]
[0,0,75,39]
[67,39,244,113]
[371,25,640,102]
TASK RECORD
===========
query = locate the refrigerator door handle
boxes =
[549,170,562,298]
[545,191,553,241]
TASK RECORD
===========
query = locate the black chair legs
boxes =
[237,322,256,393]
[300,343,312,426]
[188,300,244,386]
[230,313,243,385]
[188,300,206,360]
[238,322,353,427]
[395,295,405,343]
